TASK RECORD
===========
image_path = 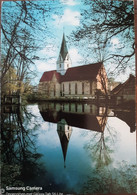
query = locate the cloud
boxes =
[69,48,84,66]
[35,59,56,73]
[34,44,58,73]
[60,0,78,6]
[35,48,84,74]
[53,9,80,26]
[110,38,119,46]
[38,45,57,57]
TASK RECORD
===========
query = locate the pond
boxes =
[1,102,136,194]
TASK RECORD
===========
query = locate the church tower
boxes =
[56,33,72,75]
[57,119,72,168]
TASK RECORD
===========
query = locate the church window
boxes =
[75,83,77,94]
[63,83,64,92]
[82,83,84,95]
[69,83,71,95]
[54,84,56,96]
[90,83,92,94]
[47,85,49,95]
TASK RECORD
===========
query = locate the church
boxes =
[38,34,108,99]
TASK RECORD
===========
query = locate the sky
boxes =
[2,0,135,85]
[33,0,135,85]
[33,0,85,83]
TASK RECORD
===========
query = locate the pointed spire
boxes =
[57,119,72,168]
[60,33,68,60]
[56,33,71,75]
[57,129,69,165]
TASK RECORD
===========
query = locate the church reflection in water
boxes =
[38,102,109,131]
[38,102,135,167]
[38,102,109,167]
[57,119,72,168]
[1,102,136,193]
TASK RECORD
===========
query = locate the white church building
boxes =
[38,34,108,99]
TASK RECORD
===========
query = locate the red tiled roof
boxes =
[39,62,103,83]
[39,70,61,82]
[61,62,102,82]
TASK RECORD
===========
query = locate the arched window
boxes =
[75,83,77,94]
[90,82,92,94]
[54,84,56,96]
[63,83,64,93]
[82,83,84,95]
[69,83,71,95]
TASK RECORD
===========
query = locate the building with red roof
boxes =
[39,34,108,98]
[111,74,135,104]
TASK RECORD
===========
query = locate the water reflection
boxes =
[1,105,46,191]
[39,103,108,132]
[38,102,135,133]
[1,102,136,194]
[57,119,73,168]
[39,103,135,132]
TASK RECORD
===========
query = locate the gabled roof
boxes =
[61,62,102,82]
[39,62,103,83]
[112,74,135,95]
[40,111,104,132]
[111,83,122,94]
[39,70,61,82]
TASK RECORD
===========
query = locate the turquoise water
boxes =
[1,103,136,194]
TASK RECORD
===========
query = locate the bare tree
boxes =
[1,1,62,94]
[71,0,135,76]
[1,105,45,188]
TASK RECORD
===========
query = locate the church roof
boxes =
[59,33,68,60]
[39,70,61,82]
[40,111,104,132]
[39,62,103,83]
[61,62,102,82]
[111,74,135,95]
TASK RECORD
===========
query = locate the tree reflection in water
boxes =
[1,103,136,194]
[1,105,46,190]
[83,106,136,194]
[82,162,136,194]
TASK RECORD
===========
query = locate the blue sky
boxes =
[33,0,135,84]
[33,0,85,82]
[2,0,135,85]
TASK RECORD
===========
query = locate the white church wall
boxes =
[62,80,96,97]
